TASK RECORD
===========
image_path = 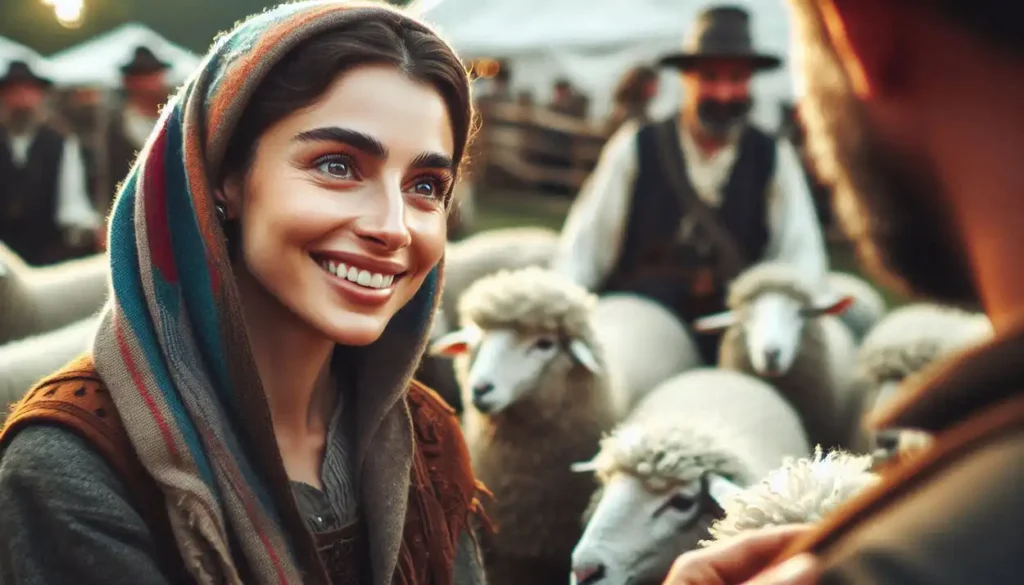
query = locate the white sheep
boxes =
[694,262,861,450]
[0,316,99,416]
[570,368,810,585]
[849,303,992,452]
[826,271,888,342]
[701,446,879,545]
[416,226,561,412]
[0,242,108,344]
[430,266,617,585]
[590,293,703,418]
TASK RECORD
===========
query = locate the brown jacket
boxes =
[772,326,1024,583]
[0,355,490,585]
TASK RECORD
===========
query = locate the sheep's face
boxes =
[696,291,853,376]
[571,473,719,585]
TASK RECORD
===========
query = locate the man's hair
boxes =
[931,0,1024,55]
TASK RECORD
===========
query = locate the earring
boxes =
[215,202,228,224]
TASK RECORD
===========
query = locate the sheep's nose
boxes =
[472,382,495,398]
[572,564,606,585]
[764,347,781,372]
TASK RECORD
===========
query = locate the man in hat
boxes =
[551,4,829,363]
[662,0,1024,584]
[98,46,171,225]
[0,60,100,265]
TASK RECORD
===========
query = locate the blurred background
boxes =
[0,0,904,305]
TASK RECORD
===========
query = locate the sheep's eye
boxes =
[666,493,696,512]
[533,338,555,350]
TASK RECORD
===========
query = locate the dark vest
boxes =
[0,125,66,264]
[102,113,140,216]
[604,117,775,324]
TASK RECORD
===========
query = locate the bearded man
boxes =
[552,5,828,364]
[663,1,1024,583]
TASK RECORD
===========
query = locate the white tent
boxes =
[47,23,202,88]
[410,0,795,127]
[0,35,62,82]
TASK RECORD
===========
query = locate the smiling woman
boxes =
[0,3,488,585]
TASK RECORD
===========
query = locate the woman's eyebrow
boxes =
[292,126,388,160]
[410,152,455,173]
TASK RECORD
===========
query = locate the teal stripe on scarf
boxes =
[106,170,216,486]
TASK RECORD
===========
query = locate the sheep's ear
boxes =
[693,310,737,333]
[704,473,743,508]
[569,339,602,374]
[428,328,478,357]
[804,293,856,317]
[570,459,599,473]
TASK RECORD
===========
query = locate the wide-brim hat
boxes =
[659,5,781,72]
[120,46,172,76]
[0,60,54,90]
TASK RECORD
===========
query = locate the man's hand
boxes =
[662,524,821,585]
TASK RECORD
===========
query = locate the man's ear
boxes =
[819,0,906,100]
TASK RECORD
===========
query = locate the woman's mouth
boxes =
[316,258,400,290]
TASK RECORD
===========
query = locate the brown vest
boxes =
[0,355,491,585]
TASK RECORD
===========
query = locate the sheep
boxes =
[570,368,810,585]
[701,446,879,545]
[0,242,108,344]
[693,262,861,450]
[0,316,99,418]
[826,271,888,342]
[430,266,617,585]
[590,293,703,418]
[849,303,992,452]
[414,226,561,412]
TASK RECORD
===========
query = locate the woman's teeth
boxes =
[319,260,395,289]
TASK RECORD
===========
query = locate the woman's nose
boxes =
[353,187,412,250]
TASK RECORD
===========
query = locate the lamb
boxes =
[0,242,108,344]
[0,316,99,418]
[849,303,992,452]
[701,446,879,545]
[430,266,617,585]
[826,271,888,342]
[590,293,703,418]
[415,226,561,412]
[570,368,810,585]
[694,262,861,450]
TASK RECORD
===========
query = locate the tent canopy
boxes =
[0,35,62,82]
[411,0,794,125]
[47,23,201,88]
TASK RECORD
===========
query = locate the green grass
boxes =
[471,191,908,307]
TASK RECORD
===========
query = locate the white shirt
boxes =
[8,130,101,231]
[551,119,829,291]
[122,105,158,150]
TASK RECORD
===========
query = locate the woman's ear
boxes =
[217,173,244,219]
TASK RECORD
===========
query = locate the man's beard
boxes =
[5,107,35,134]
[696,98,752,140]
[794,7,979,307]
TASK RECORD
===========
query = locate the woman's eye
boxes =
[533,338,555,350]
[410,178,441,198]
[316,157,354,179]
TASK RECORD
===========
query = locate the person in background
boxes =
[99,46,171,221]
[606,65,659,135]
[550,77,587,118]
[551,4,827,364]
[0,60,100,265]
[664,0,1024,582]
[0,2,488,584]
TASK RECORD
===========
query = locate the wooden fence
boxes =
[470,100,610,195]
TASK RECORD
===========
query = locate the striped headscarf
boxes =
[91,3,452,583]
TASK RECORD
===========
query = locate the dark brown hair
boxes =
[613,65,659,106]
[222,12,474,197]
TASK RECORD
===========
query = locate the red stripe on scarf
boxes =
[115,318,183,467]
[143,126,178,282]
[195,418,293,584]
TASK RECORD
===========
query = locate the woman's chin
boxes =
[317,312,390,347]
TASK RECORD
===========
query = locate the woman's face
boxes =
[229,64,454,346]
